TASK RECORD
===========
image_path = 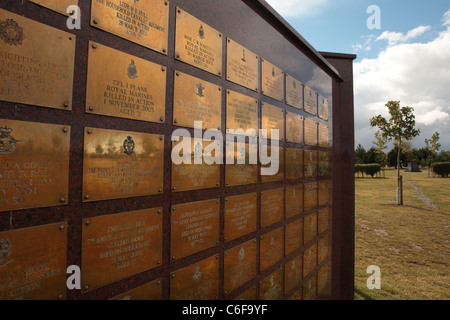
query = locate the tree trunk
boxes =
[397,139,403,205]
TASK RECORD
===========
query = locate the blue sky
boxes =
[266,0,450,151]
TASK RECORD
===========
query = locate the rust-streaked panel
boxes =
[173,71,222,130]
[226,90,258,136]
[260,268,282,300]
[0,222,67,300]
[261,102,284,140]
[304,182,317,212]
[303,274,317,300]
[260,188,283,228]
[0,9,75,110]
[86,42,166,123]
[304,212,317,244]
[319,123,329,148]
[260,228,283,271]
[319,180,329,207]
[171,136,220,192]
[109,278,162,300]
[0,119,70,212]
[82,127,164,202]
[171,199,219,260]
[170,255,219,300]
[286,112,303,144]
[226,38,258,91]
[234,286,257,300]
[260,145,284,182]
[304,85,317,115]
[225,141,257,186]
[318,235,329,264]
[261,59,284,102]
[286,148,303,180]
[303,244,317,278]
[318,263,331,296]
[304,118,318,146]
[285,74,303,110]
[81,208,163,293]
[175,7,222,76]
[224,193,257,242]
[319,151,330,176]
[29,0,78,16]
[318,207,329,234]
[318,95,329,121]
[284,255,302,294]
[224,239,257,294]
[305,150,318,177]
[285,185,303,218]
[91,0,169,54]
[285,219,302,255]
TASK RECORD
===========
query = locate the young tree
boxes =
[373,130,388,166]
[425,132,441,176]
[370,101,420,205]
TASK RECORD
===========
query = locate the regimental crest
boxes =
[196,83,205,97]
[241,49,246,62]
[192,266,202,282]
[123,136,135,156]
[194,142,202,159]
[0,19,25,46]
[0,238,12,268]
[198,24,205,39]
[127,59,138,79]
[238,247,245,261]
[0,126,20,154]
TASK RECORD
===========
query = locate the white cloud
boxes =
[376,25,431,46]
[265,0,331,18]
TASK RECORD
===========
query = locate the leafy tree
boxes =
[370,101,420,205]
[425,132,441,166]
[355,144,367,164]
[373,130,388,166]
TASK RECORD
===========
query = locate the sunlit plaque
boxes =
[319,151,330,176]
[318,263,331,296]
[224,240,257,294]
[86,42,166,123]
[170,255,219,300]
[91,0,169,54]
[171,199,220,260]
[260,228,283,271]
[305,150,318,177]
[260,145,284,182]
[29,0,78,16]
[304,212,317,244]
[303,274,317,300]
[286,148,303,180]
[226,90,258,136]
[171,136,220,192]
[235,286,257,300]
[175,7,222,76]
[304,118,318,146]
[284,255,302,294]
[304,182,317,212]
[318,95,329,121]
[261,102,284,140]
[303,244,317,278]
[318,207,329,234]
[225,141,257,186]
[260,188,284,228]
[318,235,329,264]
[224,193,257,241]
[319,123,329,147]
[0,119,70,212]
[285,185,303,218]
[226,38,259,91]
[286,112,303,144]
[82,127,164,202]
[261,59,284,102]
[0,222,67,300]
[109,279,162,300]
[319,180,329,207]
[285,74,303,110]
[285,219,303,256]
[0,9,75,110]
[260,268,282,300]
[304,85,317,115]
[81,208,163,293]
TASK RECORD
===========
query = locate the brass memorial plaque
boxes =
[305,150,318,177]
[260,145,284,182]
[175,8,223,76]
[170,255,219,300]
[285,185,303,218]
[0,9,75,110]
[285,219,303,255]
[318,235,329,264]
[0,119,70,212]
[226,90,258,136]
[284,255,302,294]
[319,151,330,176]
[261,59,284,102]
[260,188,284,228]
[318,207,329,234]
[319,123,329,148]
[260,228,283,271]
[109,278,162,300]
[304,182,317,212]
[29,0,78,16]
[82,127,164,202]
[225,141,257,186]
[304,85,317,115]
[303,274,317,300]
[319,180,329,207]
[261,102,284,140]
[286,148,303,180]
[285,74,303,110]
[286,112,303,144]
[226,38,259,91]
[0,222,67,300]
[303,244,317,278]
[260,268,283,300]
[224,193,257,242]
[91,0,169,54]
[173,71,222,130]
[171,136,220,192]
[171,199,220,260]
[86,42,166,123]
[304,118,318,146]
[318,95,329,121]
[224,240,257,293]
[304,212,317,244]
[82,208,163,293]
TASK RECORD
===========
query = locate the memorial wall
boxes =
[0,0,355,300]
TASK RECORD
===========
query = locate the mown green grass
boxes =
[354,169,450,300]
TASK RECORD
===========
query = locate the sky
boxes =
[265,0,450,151]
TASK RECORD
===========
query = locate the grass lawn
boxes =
[354,169,450,300]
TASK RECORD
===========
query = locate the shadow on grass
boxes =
[354,288,377,300]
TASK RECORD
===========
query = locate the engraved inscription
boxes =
[226,90,258,136]
[304,85,317,115]
[304,118,317,146]
[286,148,303,180]
[260,268,282,300]
[224,240,256,293]
[286,112,303,144]
[285,255,302,294]
[225,141,257,186]
[285,185,303,218]
[285,219,302,255]
[318,95,329,121]
[224,193,257,241]
[261,59,283,102]
[260,228,283,271]
[304,182,317,212]
[226,38,258,91]
[261,102,284,141]
[304,212,317,244]
[260,188,283,227]
[285,74,303,110]
[303,244,317,277]
[319,123,329,147]
[305,150,317,177]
